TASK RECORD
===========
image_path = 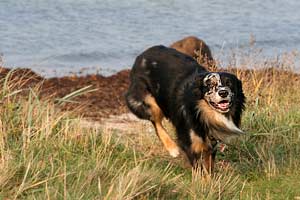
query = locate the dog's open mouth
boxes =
[210,100,231,112]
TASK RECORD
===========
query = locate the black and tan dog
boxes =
[126,45,245,172]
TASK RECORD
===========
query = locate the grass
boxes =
[1,47,300,199]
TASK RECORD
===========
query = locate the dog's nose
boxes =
[218,90,229,98]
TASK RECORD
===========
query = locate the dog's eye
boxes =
[225,80,232,87]
[205,80,217,88]
[205,79,211,86]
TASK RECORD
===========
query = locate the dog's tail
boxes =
[125,82,151,120]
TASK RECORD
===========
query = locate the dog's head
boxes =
[190,71,245,118]
[201,72,241,113]
[189,72,245,141]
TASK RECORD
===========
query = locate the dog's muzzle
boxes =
[207,87,232,113]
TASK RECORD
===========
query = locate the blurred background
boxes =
[1,0,300,77]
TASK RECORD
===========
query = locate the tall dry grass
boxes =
[0,45,300,199]
[0,72,179,199]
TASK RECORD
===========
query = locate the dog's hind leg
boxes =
[144,95,180,158]
[126,82,180,157]
[125,82,152,120]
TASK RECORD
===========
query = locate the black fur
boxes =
[126,45,245,169]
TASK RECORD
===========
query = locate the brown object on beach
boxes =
[170,36,216,70]
[41,70,131,120]
[0,67,130,120]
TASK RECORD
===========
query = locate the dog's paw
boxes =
[168,147,180,158]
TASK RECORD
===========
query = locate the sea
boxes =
[1,0,300,77]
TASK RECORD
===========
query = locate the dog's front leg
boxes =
[188,131,217,173]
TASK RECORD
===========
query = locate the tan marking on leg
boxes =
[189,130,208,153]
[203,150,214,174]
[144,95,163,121]
[189,131,215,173]
[144,95,180,157]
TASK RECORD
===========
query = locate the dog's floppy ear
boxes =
[195,69,209,83]
[238,78,246,107]
[192,72,209,97]
[235,78,246,108]
[231,77,246,126]
[237,79,245,98]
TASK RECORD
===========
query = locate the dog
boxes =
[170,36,215,70]
[125,45,245,172]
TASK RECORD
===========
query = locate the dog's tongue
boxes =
[218,102,229,109]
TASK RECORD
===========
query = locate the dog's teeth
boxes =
[169,147,180,157]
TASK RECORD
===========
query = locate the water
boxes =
[1,0,300,77]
